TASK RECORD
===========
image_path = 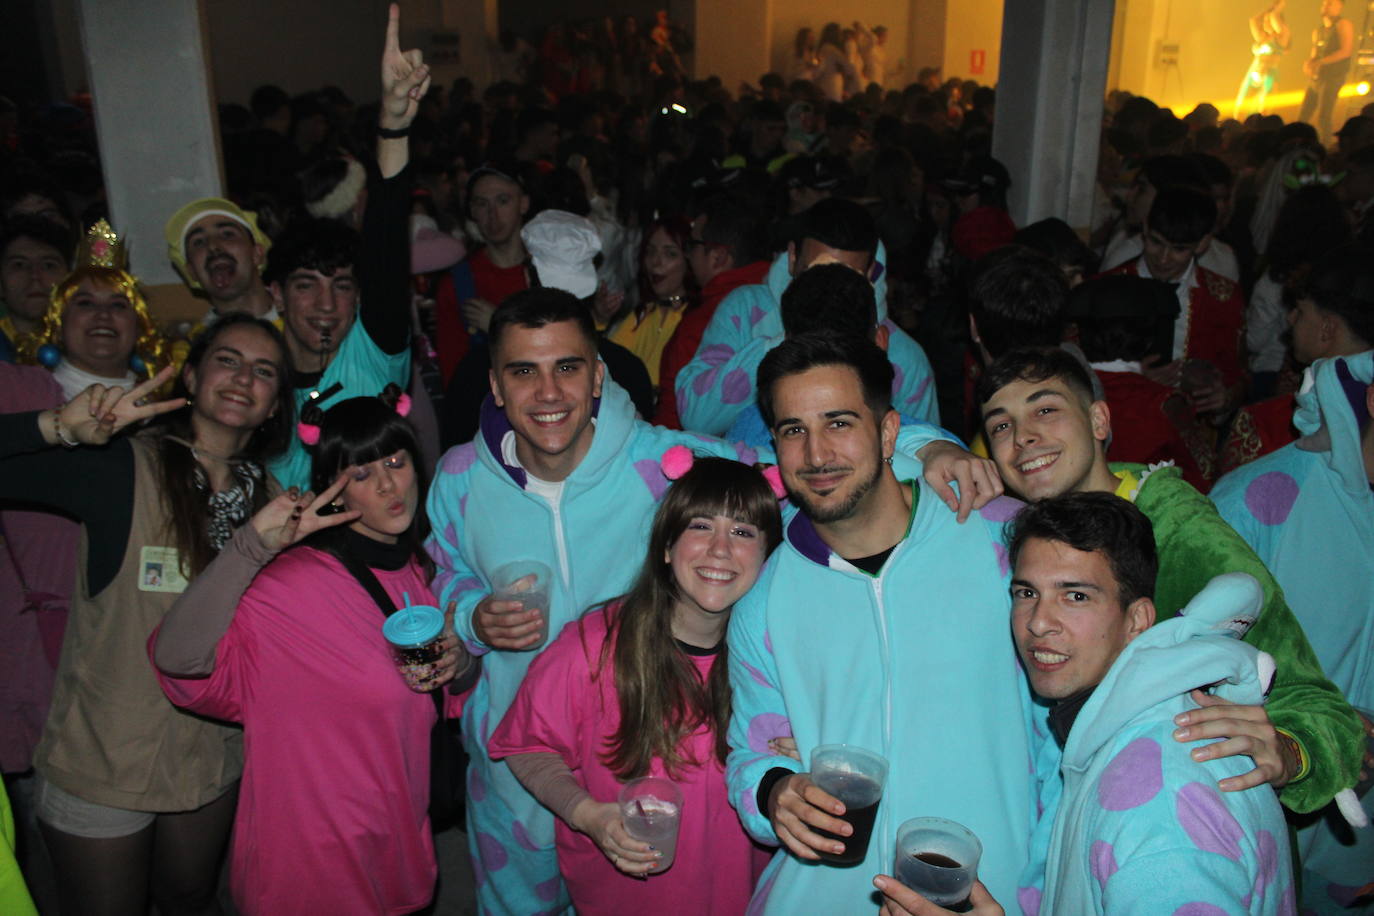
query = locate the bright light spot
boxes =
[1358,82,1371,97]
[671,103,687,114]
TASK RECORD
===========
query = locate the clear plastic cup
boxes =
[618,776,683,873]
[809,744,888,866]
[381,595,446,691]
[492,560,552,650]
[893,817,982,913]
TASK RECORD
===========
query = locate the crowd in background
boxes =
[1,5,1373,914]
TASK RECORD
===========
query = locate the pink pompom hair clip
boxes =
[658,444,788,500]
[297,421,321,445]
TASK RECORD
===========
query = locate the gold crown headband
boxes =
[76,219,128,271]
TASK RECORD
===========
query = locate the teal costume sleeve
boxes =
[1123,463,1363,814]
[674,283,779,436]
[424,442,488,654]
[724,574,800,845]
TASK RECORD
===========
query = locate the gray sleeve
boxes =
[504,751,594,826]
[153,522,278,677]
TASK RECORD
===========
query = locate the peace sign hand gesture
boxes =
[251,473,362,553]
[381,3,430,129]
[51,365,186,447]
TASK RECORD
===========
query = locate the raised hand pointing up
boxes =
[381,3,430,130]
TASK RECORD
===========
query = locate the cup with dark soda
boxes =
[808,744,888,866]
[893,816,982,912]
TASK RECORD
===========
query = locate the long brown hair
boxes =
[157,315,294,577]
[599,457,782,780]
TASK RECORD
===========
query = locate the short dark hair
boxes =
[1069,275,1179,363]
[1189,153,1232,189]
[306,384,431,574]
[1301,244,1374,348]
[264,218,361,284]
[969,247,1070,358]
[1138,154,1209,194]
[696,193,769,265]
[1146,186,1216,246]
[756,332,893,430]
[0,214,75,264]
[798,198,878,260]
[976,346,1096,410]
[1009,491,1158,606]
[516,107,557,143]
[250,84,289,121]
[781,263,876,338]
[488,287,598,358]
[1013,219,1094,274]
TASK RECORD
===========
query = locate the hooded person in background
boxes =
[1212,348,1374,913]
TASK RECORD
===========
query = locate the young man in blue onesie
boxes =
[1212,347,1374,913]
[876,492,1295,914]
[674,198,937,436]
[725,333,1034,913]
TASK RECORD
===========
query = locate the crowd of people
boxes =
[1,2,1373,914]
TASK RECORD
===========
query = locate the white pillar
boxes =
[76,0,222,285]
[992,0,1116,229]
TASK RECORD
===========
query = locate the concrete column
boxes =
[693,0,771,92]
[992,0,1116,229]
[908,0,947,79]
[76,0,222,286]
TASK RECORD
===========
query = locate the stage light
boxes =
[1358,82,1371,97]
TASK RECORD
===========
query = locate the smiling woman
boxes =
[489,456,784,913]
[16,220,170,400]
[0,313,294,916]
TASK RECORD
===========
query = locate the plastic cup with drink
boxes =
[492,560,552,650]
[381,592,447,691]
[809,744,889,866]
[618,776,683,873]
[893,816,983,913]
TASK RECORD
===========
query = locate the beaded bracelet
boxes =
[52,409,79,448]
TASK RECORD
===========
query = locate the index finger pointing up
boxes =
[386,2,401,52]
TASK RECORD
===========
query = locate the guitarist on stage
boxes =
[1299,0,1355,138]
[1234,1,1291,118]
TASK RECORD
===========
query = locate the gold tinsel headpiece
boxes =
[76,219,128,271]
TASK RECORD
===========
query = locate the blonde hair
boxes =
[16,266,169,379]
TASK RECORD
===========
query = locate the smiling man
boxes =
[878,493,1295,916]
[1102,186,1245,413]
[164,197,278,324]
[724,333,1031,914]
[976,346,1365,822]
[425,288,755,915]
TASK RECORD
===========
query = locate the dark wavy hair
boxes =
[304,383,433,575]
[597,457,782,779]
[157,314,294,577]
[1008,491,1158,606]
[636,215,698,307]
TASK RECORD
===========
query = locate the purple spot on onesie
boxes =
[979,496,1021,523]
[1016,886,1042,916]
[468,765,486,802]
[746,865,781,916]
[749,304,766,327]
[534,876,561,901]
[721,369,751,405]
[512,819,541,852]
[476,831,509,871]
[764,629,773,654]
[442,442,477,474]
[913,375,932,402]
[731,315,742,331]
[1096,737,1162,810]
[1175,781,1243,861]
[1252,829,1278,899]
[634,459,670,501]
[740,658,774,690]
[891,364,906,396]
[1172,905,1229,916]
[1244,471,1300,526]
[698,343,735,367]
[1089,841,1118,890]
[741,789,759,817]
[746,713,791,754]
[693,367,721,396]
